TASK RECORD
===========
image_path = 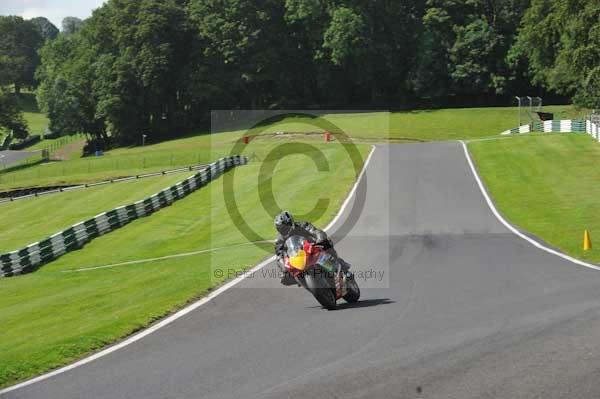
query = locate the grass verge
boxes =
[239,105,582,141]
[0,141,370,388]
[468,133,600,263]
[0,105,585,190]
[0,171,193,253]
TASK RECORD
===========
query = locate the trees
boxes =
[90,0,193,142]
[515,0,600,108]
[30,17,59,41]
[0,56,28,138]
[0,88,28,139]
[413,0,530,100]
[37,34,103,139]
[0,16,43,93]
[38,0,591,146]
[323,7,366,67]
[62,17,83,36]
[38,0,194,143]
[188,0,293,108]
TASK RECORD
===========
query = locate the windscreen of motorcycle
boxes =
[285,235,307,270]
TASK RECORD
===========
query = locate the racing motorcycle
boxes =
[282,235,360,310]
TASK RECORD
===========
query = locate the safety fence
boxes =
[586,120,600,140]
[501,120,587,135]
[0,155,247,277]
[0,163,211,204]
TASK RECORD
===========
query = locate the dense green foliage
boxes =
[31,0,547,144]
[416,0,531,98]
[0,87,28,139]
[514,0,600,109]
[0,16,43,93]
[0,57,28,138]
[30,17,59,41]
[0,16,57,136]
[0,0,592,144]
[61,17,83,36]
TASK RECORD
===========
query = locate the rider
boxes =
[274,210,351,286]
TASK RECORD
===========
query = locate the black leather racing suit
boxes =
[275,221,350,285]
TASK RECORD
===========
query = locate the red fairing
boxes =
[304,240,312,255]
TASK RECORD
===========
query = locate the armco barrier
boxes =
[501,120,587,135]
[0,163,213,204]
[0,155,247,277]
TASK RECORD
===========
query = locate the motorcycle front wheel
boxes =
[343,276,360,303]
[304,271,336,310]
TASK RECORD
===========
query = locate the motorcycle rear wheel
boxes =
[305,272,336,310]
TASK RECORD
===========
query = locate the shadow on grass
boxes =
[0,158,47,176]
[16,93,40,113]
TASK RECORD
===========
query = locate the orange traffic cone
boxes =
[583,230,592,251]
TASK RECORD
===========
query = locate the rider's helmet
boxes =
[274,210,294,236]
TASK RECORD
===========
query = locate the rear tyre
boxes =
[305,272,336,310]
[343,276,360,303]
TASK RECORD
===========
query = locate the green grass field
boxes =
[22,111,49,136]
[0,125,353,189]
[0,104,584,190]
[468,133,600,264]
[0,141,370,388]
[25,134,85,152]
[3,95,584,150]
[16,93,49,136]
[0,92,73,154]
[238,105,582,141]
[0,112,48,144]
[0,172,193,253]
[0,144,213,190]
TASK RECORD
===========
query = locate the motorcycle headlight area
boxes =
[288,250,307,270]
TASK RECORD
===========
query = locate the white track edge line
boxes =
[0,144,376,395]
[460,140,600,272]
[324,145,375,232]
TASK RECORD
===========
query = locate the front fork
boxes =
[334,261,347,299]
[316,252,348,299]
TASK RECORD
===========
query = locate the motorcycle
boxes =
[282,235,360,310]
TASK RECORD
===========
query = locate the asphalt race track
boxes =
[0,150,37,167]
[6,143,600,399]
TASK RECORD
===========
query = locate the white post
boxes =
[515,97,521,127]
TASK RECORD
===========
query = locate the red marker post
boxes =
[243,136,250,144]
[324,132,331,142]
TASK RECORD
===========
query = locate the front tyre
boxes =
[305,272,336,310]
[343,276,360,303]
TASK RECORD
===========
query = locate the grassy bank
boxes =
[0,172,193,253]
[22,111,49,136]
[240,105,582,141]
[5,100,584,151]
[0,141,370,388]
[17,93,49,136]
[1,105,583,190]
[468,133,600,263]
